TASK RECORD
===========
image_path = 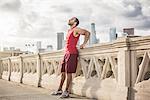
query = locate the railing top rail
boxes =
[0,36,150,61]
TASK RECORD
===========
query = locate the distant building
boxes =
[99,32,110,43]
[38,48,46,53]
[57,32,64,50]
[1,47,26,56]
[10,47,15,51]
[36,41,42,51]
[97,38,100,43]
[123,28,134,35]
[89,23,97,45]
[24,41,54,53]
[109,27,117,42]
[62,40,66,48]
[3,47,9,51]
[46,45,53,51]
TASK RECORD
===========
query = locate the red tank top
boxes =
[65,27,80,54]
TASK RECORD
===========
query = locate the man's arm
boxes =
[75,28,90,49]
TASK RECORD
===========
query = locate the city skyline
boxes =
[0,0,150,51]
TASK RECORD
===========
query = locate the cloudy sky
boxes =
[0,0,150,50]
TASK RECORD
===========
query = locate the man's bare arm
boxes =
[75,28,90,49]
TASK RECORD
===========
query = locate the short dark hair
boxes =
[74,17,79,26]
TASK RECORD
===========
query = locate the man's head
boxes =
[68,17,79,27]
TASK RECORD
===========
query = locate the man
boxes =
[52,17,90,98]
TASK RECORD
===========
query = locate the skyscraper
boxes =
[89,23,97,45]
[57,32,64,50]
[36,41,41,52]
[109,27,117,42]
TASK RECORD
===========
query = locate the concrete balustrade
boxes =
[1,58,11,81]
[22,55,39,87]
[40,51,64,90]
[10,56,22,83]
[0,36,150,100]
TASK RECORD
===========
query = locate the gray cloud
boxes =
[120,0,150,30]
[0,0,21,12]
[127,7,142,17]
[135,16,150,30]
[51,5,72,13]
[16,15,55,39]
[123,1,142,18]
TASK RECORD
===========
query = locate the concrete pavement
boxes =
[0,79,94,100]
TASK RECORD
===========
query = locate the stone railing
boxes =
[0,52,13,58]
[0,36,150,100]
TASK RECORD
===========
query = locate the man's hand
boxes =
[80,44,86,49]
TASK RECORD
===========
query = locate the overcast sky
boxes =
[0,0,150,50]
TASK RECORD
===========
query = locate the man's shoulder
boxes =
[75,27,82,32]
[75,27,80,29]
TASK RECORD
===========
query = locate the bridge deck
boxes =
[0,79,92,100]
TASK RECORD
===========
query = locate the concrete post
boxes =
[118,49,131,100]
[20,56,23,83]
[118,49,131,87]
[0,60,2,79]
[130,51,138,87]
[130,51,138,100]
[37,54,41,87]
[8,58,11,81]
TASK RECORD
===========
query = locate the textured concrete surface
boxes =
[0,79,94,100]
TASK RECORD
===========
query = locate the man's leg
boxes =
[65,73,72,91]
[60,73,72,98]
[60,54,77,98]
[58,72,66,91]
[51,72,66,95]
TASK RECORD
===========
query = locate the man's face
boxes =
[68,17,76,26]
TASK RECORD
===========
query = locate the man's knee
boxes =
[67,73,72,77]
[61,72,66,78]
